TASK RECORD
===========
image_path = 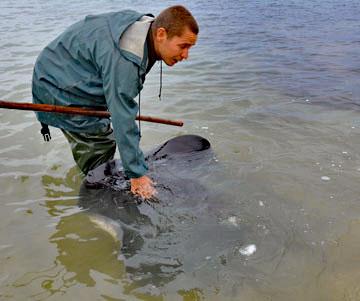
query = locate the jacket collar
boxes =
[118,15,154,75]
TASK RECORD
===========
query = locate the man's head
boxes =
[152,6,199,66]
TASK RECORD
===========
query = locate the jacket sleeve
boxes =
[99,48,148,179]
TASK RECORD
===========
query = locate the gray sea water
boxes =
[1,0,360,300]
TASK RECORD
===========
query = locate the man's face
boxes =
[155,27,197,66]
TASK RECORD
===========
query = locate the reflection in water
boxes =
[72,135,215,298]
[14,147,209,300]
[50,213,126,287]
[46,170,210,299]
[78,188,183,287]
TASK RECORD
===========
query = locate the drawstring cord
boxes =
[159,60,162,101]
[138,67,142,138]
[138,90,141,138]
[138,60,163,137]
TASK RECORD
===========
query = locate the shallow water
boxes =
[1,0,360,300]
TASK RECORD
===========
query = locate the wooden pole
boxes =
[0,100,184,127]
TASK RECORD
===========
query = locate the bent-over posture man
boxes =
[32,5,198,199]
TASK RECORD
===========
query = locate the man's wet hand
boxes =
[130,175,157,200]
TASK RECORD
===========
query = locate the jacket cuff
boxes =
[124,162,148,179]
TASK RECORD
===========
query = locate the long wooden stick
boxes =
[0,100,183,127]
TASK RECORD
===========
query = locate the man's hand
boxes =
[130,175,157,200]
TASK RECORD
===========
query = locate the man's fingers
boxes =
[131,185,156,200]
[130,175,157,201]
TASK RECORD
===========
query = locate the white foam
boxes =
[239,244,257,256]
[227,216,239,226]
[321,176,331,181]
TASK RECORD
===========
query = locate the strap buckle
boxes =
[40,123,51,142]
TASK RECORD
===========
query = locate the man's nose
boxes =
[181,48,189,60]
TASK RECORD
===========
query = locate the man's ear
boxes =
[155,27,167,42]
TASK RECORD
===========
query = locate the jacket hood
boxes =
[100,11,154,73]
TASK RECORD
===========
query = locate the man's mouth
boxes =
[167,58,180,66]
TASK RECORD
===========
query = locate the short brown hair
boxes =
[153,5,199,38]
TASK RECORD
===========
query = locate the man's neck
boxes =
[146,23,160,73]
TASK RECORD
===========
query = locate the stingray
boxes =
[77,135,216,287]
[78,134,214,244]
[80,134,213,204]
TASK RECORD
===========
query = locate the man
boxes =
[32,6,199,199]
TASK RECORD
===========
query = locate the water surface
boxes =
[0,0,360,300]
